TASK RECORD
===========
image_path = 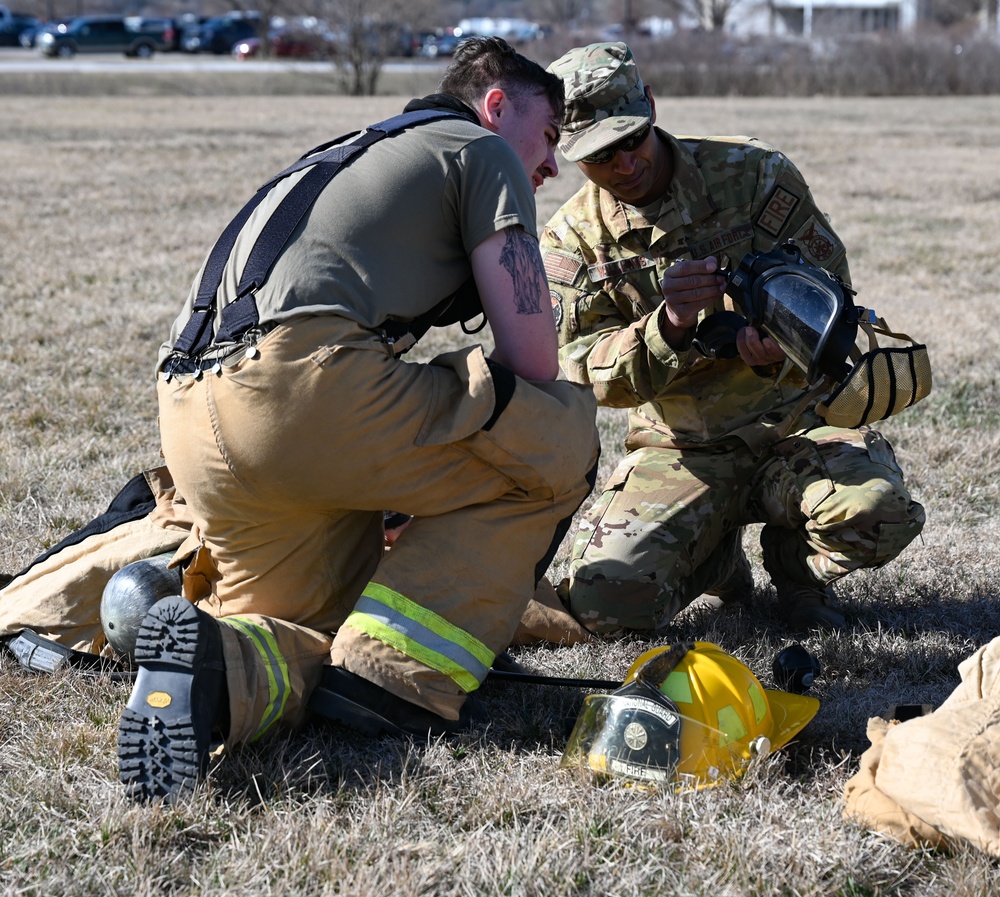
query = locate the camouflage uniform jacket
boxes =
[541,130,851,451]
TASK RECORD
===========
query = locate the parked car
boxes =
[125,16,179,53]
[232,26,335,60]
[0,11,40,46]
[35,15,163,57]
[19,17,71,47]
[403,29,435,57]
[181,12,260,54]
[419,30,465,58]
[168,14,205,51]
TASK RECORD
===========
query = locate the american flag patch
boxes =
[543,251,583,285]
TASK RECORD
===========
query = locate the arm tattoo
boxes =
[498,228,546,315]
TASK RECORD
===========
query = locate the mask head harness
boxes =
[693,240,932,428]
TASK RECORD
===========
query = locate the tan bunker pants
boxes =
[157,315,599,744]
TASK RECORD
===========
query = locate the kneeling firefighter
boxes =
[115,39,601,804]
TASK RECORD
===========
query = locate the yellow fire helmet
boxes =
[561,641,820,789]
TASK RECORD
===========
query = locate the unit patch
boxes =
[686,223,753,260]
[543,250,583,285]
[551,290,564,328]
[792,215,839,264]
[757,185,800,238]
[587,254,656,284]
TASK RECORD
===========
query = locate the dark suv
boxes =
[180,12,260,54]
[35,15,164,57]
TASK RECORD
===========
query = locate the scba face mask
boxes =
[695,241,931,428]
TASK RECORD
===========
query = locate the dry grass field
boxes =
[1,86,999,895]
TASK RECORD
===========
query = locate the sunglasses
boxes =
[580,123,652,165]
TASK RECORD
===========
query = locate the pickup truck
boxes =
[35,14,171,57]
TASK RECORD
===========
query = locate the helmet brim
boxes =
[765,689,820,750]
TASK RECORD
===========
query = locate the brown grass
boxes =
[1,90,999,894]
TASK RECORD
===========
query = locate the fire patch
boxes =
[757,185,800,238]
[792,215,839,264]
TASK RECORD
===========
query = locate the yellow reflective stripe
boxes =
[225,617,289,741]
[364,582,494,668]
[344,582,495,694]
[345,610,481,693]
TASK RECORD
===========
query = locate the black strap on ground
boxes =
[172,108,465,359]
[486,668,623,690]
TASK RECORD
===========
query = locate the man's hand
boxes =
[736,325,786,368]
[661,257,786,368]
[659,257,727,347]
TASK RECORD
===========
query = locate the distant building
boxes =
[768,0,919,35]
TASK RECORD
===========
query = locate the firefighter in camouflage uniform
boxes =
[541,42,925,634]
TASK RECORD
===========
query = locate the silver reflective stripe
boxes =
[353,594,491,683]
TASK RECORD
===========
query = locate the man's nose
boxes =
[612,151,638,174]
[542,146,558,179]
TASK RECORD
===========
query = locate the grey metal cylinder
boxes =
[100,554,182,660]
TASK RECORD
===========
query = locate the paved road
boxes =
[0,46,443,74]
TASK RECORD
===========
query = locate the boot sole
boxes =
[117,597,216,803]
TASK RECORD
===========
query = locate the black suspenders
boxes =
[165,108,463,377]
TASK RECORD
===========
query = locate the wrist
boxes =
[658,306,690,350]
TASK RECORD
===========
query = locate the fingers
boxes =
[660,257,728,330]
[737,326,787,367]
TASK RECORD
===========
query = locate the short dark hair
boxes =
[438,36,564,120]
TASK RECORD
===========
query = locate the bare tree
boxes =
[311,0,437,95]
[655,0,743,29]
[527,0,597,28]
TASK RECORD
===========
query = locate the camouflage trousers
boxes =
[565,425,925,634]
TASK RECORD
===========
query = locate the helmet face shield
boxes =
[561,689,747,788]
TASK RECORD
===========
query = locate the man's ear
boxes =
[479,87,507,132]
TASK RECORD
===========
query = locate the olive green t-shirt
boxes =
[159,115,536,370]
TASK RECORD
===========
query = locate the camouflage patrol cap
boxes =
[548,42,651,162]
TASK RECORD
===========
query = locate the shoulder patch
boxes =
[757,184,801,238]
[543,250,583,286]
[587,254,655,284]
[792,215,840,265]
[550,290,564,328]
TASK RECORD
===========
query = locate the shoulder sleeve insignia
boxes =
[586,254,655,284]
[550,290,564,328]
[792,215,841,265]
[543,250,584,286]
[757,184,801,238]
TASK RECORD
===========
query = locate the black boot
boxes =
[117,596,228,803]
[308,666,485,738]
